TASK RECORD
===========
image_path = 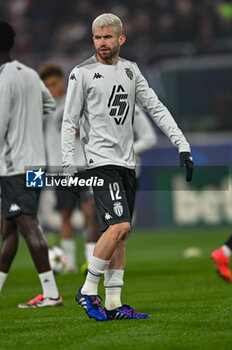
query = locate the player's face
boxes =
[43,75,64,99]
[93,26,126,64]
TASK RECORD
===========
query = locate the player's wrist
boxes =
[62,165,78,176]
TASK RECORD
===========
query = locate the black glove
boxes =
[62,166,80,197]
[179,152,193,182]
[67,172,80,197]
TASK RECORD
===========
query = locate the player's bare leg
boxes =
[90,222,130,262]
[0,216,19,295]
[80,198,100,272]
[60,210,77,272]
[15,214,62,307]
[81,222,129,296]
[0,216,19,273]
[77,222,149,320]
[76,222,129,320]
[60,210,74,239]
[101,229,149,320]
[16,214,50,272]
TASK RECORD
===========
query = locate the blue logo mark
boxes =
[26,168,45,188]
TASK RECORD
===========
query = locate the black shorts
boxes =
[0,174,40,218]
[87,165,136,232]
[55,186,93,211]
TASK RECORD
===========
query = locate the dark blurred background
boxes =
[2,0,232,65]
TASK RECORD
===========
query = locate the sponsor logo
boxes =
[9,203,21,213]
[26,168,44,188]
[93,73,104,79]
[105,213,113,220]
[125,68,133,80]
[113,202,123,217]
[108,85,129,126]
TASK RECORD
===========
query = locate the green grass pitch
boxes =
[1,228,232,350]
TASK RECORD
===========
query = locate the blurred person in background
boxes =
[133,106,157,179]
[39,63,100,273]
[62,13,193,321]
[0,21,62,308]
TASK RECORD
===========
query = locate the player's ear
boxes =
[119,35,126,46]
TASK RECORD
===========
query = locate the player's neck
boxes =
[0,52,11,66]
[95,54,118,66]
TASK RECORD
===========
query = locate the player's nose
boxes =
[99,37,106,45]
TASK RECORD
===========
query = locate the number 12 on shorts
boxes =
[109,182,122,201]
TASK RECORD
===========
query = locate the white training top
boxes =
[62,55,190,170]
[45,96,155,170]
[0,60,55,176]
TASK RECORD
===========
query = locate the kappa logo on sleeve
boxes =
[70,74,77,80]
[105,213,113,220]
[26,168,45,188]
[93,73,104,79]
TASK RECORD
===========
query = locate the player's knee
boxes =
[17,220,31,238]
[26,233,47,251]
[120,222,130,240]
[61,210,72,222]
[112,222,131,241]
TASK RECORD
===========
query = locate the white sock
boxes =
[85,242,96,263]
[104,269,124,310]
[0,272,8,294]
[39,270,59,299]
[61,238,77,270]
[81,256,109,295]
[222,245,231,258]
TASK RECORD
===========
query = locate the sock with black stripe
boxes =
[81,256,109,295]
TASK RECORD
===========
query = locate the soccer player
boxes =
[39,63,100,272]
[211,235,232,282]
[0,21,63,307]
[62,13,193,321]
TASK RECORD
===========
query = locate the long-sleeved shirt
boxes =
[62,55,190,170]
[0,60,55,176]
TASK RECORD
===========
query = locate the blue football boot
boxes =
[76,287,107,321]
[105,304,150,320]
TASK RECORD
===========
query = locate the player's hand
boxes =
[179,152,193,182]
[63,166,80,197]
[63,165,77,177]
[67,172,80,197]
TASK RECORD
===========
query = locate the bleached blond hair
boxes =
[92,13,123,35]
